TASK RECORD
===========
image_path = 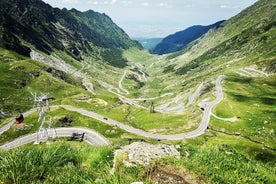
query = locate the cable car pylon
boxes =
[31,92,55,144]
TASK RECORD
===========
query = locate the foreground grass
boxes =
[1,138,275,184]
[174,143,276,184]
[0,142,152,184]
[0,143,109,183]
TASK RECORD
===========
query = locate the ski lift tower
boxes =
[32,92,56,144]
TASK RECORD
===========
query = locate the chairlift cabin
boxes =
[15,114,24,124]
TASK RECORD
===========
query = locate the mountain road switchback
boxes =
[0,127,109,150]
[0,75,224,149]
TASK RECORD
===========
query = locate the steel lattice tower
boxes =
[31,92,56,144]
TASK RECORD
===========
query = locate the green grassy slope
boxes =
[160,0,276,147]
[169,0,275,68]
[0,143,116,183]
[148,0,276,181]
[1,139,275,184]
[210,74,276,147]
[0,48,86,118]
[164,143,276,184]
[0,0,275,183]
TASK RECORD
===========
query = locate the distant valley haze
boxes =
[43,0,258,38]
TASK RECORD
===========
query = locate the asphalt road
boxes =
[0,127,109,150]
[61,75,224,140]
[0,75,224,148]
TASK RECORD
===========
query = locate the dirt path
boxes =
[211,113,238,122]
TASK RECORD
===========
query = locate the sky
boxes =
[42,0,258,38]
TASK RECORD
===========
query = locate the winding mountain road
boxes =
[62,75,224,140]
[0,75,224,148]
[0,127,109,150]
[118,70,130,95]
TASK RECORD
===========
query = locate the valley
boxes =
[0,0,275,183]
[0,73,223,150]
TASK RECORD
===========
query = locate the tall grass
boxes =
[0,143,149,184]
[0,144,89,183]
[162,143,276,184]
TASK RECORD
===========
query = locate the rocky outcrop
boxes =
[114,142,180,168]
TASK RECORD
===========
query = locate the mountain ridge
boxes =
[0,0,141,65]
[169,0,275,76]
[153,20,225,55]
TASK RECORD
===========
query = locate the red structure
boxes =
[15,114,24,124]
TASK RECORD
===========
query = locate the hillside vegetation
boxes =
[0,0,275,183]
[0,0,141,66]
[0,48,86,117]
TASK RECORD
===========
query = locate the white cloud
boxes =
[122,0,132,6]
[184,4,194,8]
[141,2,149,6]
[111,0,118,5]
[156,2,172,8]
[220,4,240,9]
[62,0,79,4]
[220,5,228,9]
[87,1,99,5]
[87,0,122,6]
[43,0,259,37]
